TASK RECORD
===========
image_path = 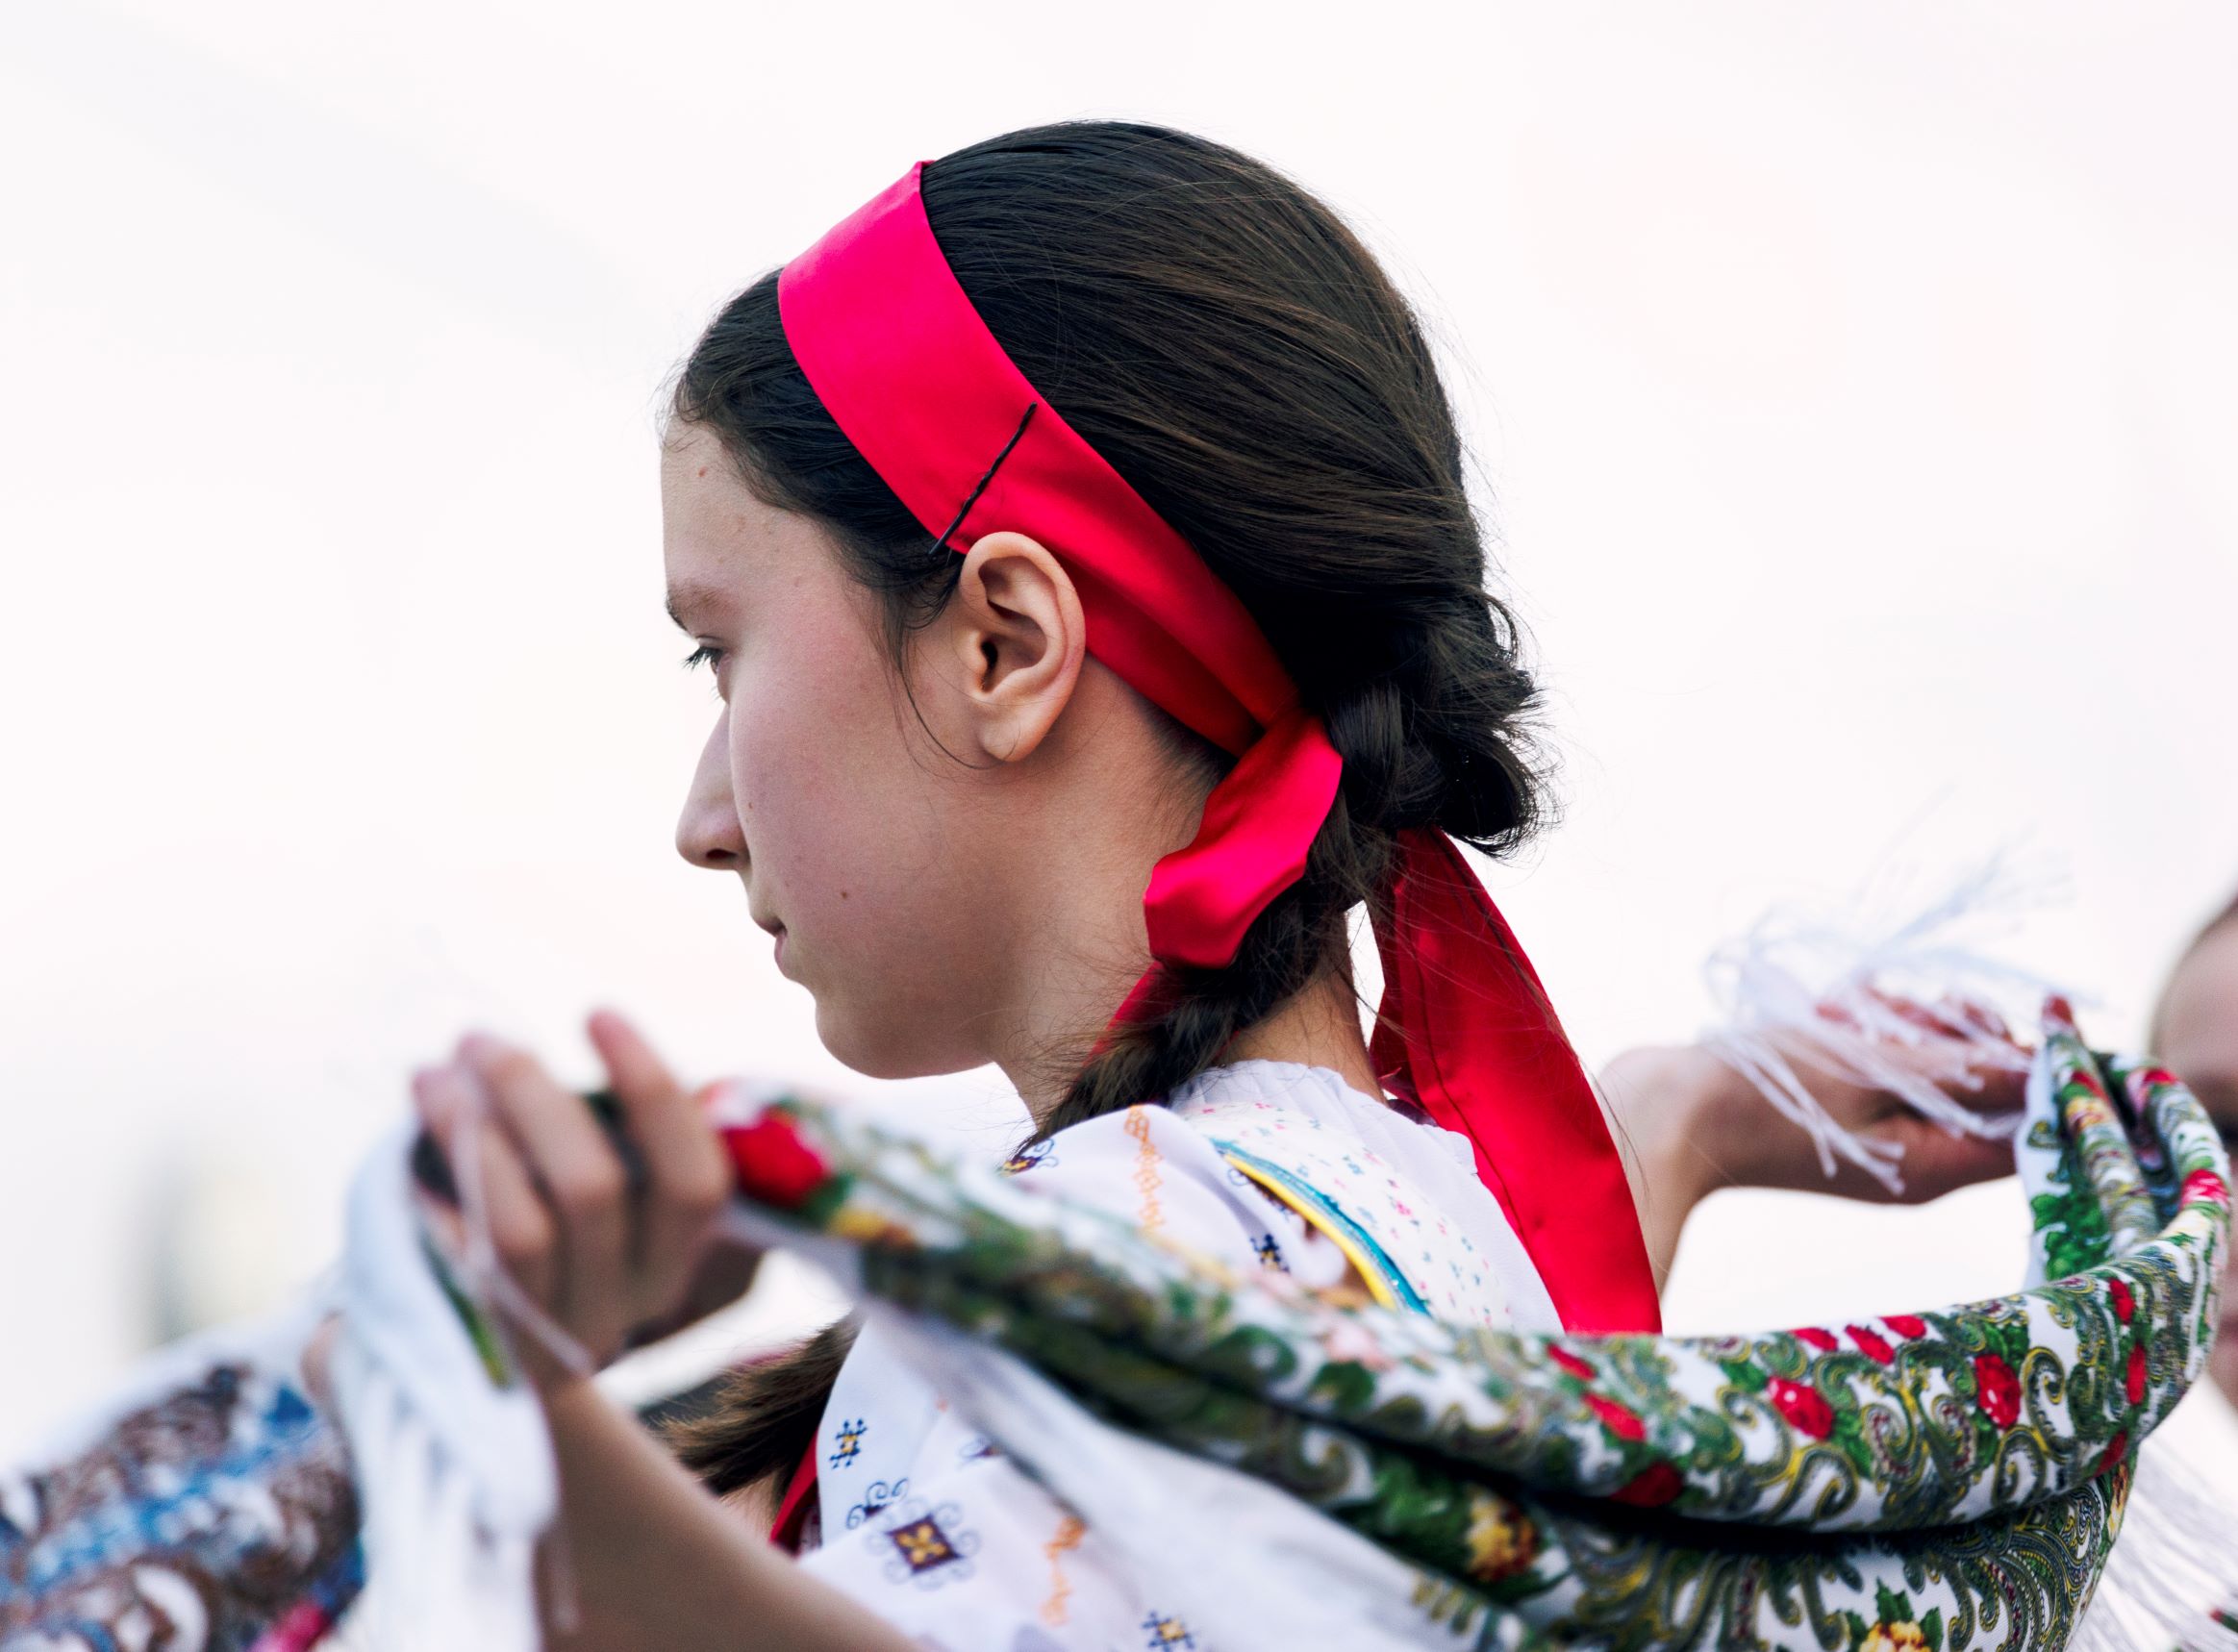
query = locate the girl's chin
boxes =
[813,1000,979,1084]
[813,999,908,1080]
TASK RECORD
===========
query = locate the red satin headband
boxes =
[777,162,1658,1337]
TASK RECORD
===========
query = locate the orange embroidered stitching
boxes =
[1123,1107,1165,1233]
[1040,1514,1088,1625]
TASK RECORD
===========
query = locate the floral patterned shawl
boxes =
[4,1005,2228,1651]
[723,1004,2232,1652]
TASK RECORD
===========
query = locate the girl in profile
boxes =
[12,121,2118,1652]
[404,124,2024,1647]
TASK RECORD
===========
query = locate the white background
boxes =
[4,1,2234,1454]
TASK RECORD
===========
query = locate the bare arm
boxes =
[1600,1045,1733,1293]
[1602,1038,2022,1289]
[537,1378,917,1652]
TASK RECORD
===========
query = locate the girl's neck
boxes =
[982,694,1381,1125]
[1008,964,1382,1131]
[1220,967,1383,1098]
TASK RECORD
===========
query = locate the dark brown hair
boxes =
[662,121,1548,1504]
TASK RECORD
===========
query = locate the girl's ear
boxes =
[943,531,1088,763]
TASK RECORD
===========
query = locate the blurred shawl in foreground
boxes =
[0,1297,361,1651]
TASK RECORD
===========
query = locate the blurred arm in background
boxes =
[1601,1038,2023,1292]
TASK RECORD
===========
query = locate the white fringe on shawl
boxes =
[1699,856,2052,1191]
[2081,1441,2238,1652]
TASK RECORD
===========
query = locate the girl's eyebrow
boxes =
[664,577,731,632]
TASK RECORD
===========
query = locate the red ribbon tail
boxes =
[1371,830,1660,1335]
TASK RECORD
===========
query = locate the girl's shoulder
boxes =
[1010,1061,1557,1328]
[1000,1080,1340,1291]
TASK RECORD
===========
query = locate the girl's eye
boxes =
[682,642,725,675]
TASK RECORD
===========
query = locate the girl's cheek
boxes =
[724,677,791,867]
[728,676,871,885]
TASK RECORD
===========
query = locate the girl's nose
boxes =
[676,722,746,870]
[676,798,744,869]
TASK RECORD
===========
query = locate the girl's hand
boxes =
[1603,997,2025,1286]
[410,1010,735,1391]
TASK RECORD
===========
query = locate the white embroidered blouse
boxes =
[793,1060,1557,1650]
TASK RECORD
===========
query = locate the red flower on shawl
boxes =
[1883,1314,1928,1339]
[1610,1462,1684,1508]
[1548,1347,1597,1382]
[722,1112,829,1209]
[2181,1168,2231,1208]
[2125,1341,2148,1406]
[1973,1353,2022,1429]
[1846,1326,1896,1366]
[2098,1430,2130,1475]
[1584,1394,1647,1442]
[1794,1327,1839,1352]
[2108,1278,2135,1324]
[1768,1378,1834,1440]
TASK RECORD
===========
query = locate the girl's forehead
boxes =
[661,428,750,519]
[662,464,868,645]
[662,441,807,592]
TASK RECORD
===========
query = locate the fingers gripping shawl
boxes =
[719,1006,2231,1652]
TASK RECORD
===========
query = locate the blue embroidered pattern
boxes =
[845,1478,909,1530]
[999,1140,1055,1175]
[1212,1142,1428,1313]
[1142,1609,1197,1648]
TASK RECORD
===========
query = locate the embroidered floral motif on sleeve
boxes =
[1000,1140,1056,1175]
[844,1479,909,1530]
[828,1416,868,1468]
[1142,1608,1196,1648]
[868,1497,981,1590]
